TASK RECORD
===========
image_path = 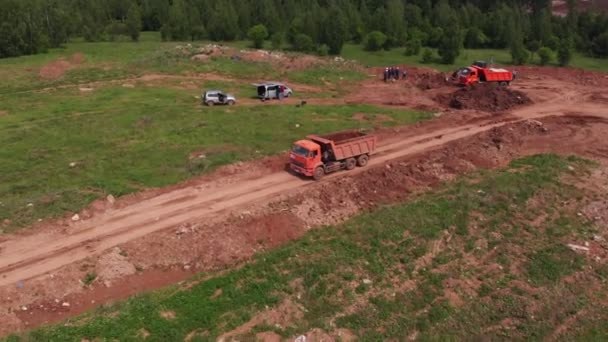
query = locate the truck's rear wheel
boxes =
[499,81,508,87]
[345,158,356,170]
[357,154,369,167]
[313,167,325,181]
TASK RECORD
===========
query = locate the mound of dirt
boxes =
[437,84,532,112]
[412,72,449,90]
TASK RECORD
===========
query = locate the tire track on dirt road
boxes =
[0,95,606,287]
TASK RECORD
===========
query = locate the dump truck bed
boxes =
[483,68,513,82]
[308,131,377,161]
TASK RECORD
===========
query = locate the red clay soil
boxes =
[39,53,85,80]
[436,84,532,112]
[411,71,450,90]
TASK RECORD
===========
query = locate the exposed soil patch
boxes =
[39,53,85,80]
[0,110,7,117]
[218,298,304,341]
[437,84,532,112]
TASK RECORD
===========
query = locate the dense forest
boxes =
[1,0,607,65]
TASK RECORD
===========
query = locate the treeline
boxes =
[1,0,607,64]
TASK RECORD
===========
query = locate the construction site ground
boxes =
[1,43,608,340]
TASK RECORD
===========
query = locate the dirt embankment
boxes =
[437,84,533,112]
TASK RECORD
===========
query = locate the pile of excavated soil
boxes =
[412,71,449,90]
[437,84,532,112]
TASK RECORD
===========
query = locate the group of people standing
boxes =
[383,66,407,82]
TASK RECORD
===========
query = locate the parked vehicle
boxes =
[289,131,377,180]
[202,90,236,106]
[458,61,514,87]
[254,82,293,101]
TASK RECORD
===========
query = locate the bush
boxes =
[247,24,269,49]
[317,44,329,56]
[293,33,314,52]
[538,47,553,66]
[510,44,530,65]
[421,48,434,64]
[364,31,387,51]
[271,32,284,50]
[558,38,574,66]
[546,35,560,51]
[404,38,422,56]
[591,32,608,58]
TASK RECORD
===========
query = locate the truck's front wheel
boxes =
[345,158,356,170]
[357,154,369,167]
[313,167,325,181]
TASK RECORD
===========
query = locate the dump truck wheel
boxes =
[313,167,325,181]
[346,158,356,170]
[499,81,508,87]
[206,101,214,106]
[357,154,369,167]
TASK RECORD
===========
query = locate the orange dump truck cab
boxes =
[459,62,514,86]
[290,131,377,180]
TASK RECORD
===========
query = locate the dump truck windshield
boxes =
[292,145,310,157]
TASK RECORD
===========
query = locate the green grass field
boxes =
[10,154,608,341]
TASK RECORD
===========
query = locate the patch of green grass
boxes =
[288,66,366,86]
[82,272,97,286]
[6,155,604,341]
[527,245,585,285]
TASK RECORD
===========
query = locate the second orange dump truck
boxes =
[289,131,377,180]
[458,61,514,87]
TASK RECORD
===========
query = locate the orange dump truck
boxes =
[459,61,514,86]
[290,131,377,180]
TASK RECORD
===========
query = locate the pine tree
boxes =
[165,0,188,40]
[437,14,462,64]
[126,2,142,41]
[207,1,239,41]
[321,6,348,55]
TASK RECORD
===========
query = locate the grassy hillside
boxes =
[10,155,608,341]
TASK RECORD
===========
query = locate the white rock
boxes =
[363,279,373,285]
[71,214,80,222]
[69,162,77,168]
[593,235,605,242]
[567,244,590,252]
[61,302,70,307]
[27,203,34,207]
[106,194,116,205]
[21,306,28,311]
